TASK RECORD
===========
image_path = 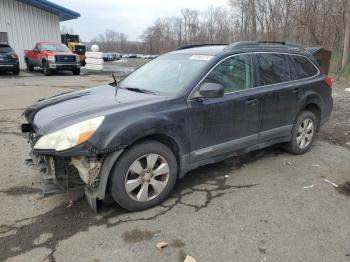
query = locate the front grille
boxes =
[55,55,76,63]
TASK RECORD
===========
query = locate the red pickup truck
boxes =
[24,42,81,76]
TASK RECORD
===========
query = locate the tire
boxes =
[72,68,80,75]
[284,110,318,155]
[12,68,20,75]
[42,61,51,76]
[110,140,178,211]
[26,60,34,71]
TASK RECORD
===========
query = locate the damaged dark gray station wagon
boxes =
[22,41,333,211]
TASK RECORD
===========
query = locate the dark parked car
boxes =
[21,41,333,211]
[0,44,20,75]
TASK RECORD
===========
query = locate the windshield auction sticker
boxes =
[189,55,213,61]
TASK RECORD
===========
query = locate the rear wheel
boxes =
[284,110,318,155]
[72,68,80,75]
[42,61,51,76]
[12,68,19,75]
[110,140,178,211]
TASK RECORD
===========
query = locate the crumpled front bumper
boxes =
[25,151,85,195]
[22,124,103,196]
[21,122,123,211]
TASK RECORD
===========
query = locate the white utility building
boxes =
[0,0,80,68]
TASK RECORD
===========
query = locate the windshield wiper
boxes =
[123,87,156,95]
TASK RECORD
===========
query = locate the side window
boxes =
[289,55,318,79]
[256,54,291,86]
[201,54,253,93]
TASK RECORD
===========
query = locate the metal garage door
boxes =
[0,32,8,44]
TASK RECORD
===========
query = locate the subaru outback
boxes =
[21,41,333,211]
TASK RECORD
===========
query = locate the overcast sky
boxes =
[56,0,228,41]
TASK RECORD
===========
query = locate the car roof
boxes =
[168,41,308,56]
[169,45,227,56]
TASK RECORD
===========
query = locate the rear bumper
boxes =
[0,62,19,70]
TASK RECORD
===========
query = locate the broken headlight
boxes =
[34,116,105,151]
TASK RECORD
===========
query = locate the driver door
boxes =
[32,44,41,66]
[187,53,261,162]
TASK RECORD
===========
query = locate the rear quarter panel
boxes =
[293,74,332,125]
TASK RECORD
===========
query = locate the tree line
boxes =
[86,0,350,71]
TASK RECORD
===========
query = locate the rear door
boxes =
[188,53,261,162]
[255,52,297,143]
[254,53,298,142]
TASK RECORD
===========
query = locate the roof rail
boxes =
[176,43,227,51]
[224,41,304,51]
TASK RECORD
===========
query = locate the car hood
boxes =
[44,51,74,56]
[24,85,166,135]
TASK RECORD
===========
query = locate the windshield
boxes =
[41,44,70,52]
[0,45,13,53]
[118,54,212,95]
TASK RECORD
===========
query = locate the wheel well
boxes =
[304,103,321,124]
[133,134,181,170]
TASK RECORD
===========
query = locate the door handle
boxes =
[245,98,260,106]
[293,88,304,95]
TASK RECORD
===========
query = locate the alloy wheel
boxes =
[296,118,314,149]
[125,154,170,202]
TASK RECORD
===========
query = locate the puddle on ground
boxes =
[122,229,160,243]
[0,186,41,196]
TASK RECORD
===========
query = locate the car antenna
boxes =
[112,73,117,86]
[111,73,119,96]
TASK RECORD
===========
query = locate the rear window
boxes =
[0,45,13,53]
[256,53,292,86]
[289,55,318,79]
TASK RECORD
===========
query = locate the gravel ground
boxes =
[319,77,350,148]
[0,71,349,262]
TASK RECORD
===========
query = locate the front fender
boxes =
[93,114,190,155]
[86,116,190,201]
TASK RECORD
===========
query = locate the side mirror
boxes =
[198,82,224,98]
[33,48,39,53]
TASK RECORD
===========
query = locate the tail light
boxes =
[10,52,18,60]
[324,76,333,88]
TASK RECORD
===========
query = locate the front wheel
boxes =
[110,140,178,211]
[26,60,34,71]
[43,61,51,76]
[284,110,318,155]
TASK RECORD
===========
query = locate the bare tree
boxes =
[342,0,350,67]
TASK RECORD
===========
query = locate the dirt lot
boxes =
[0,71,349,262]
